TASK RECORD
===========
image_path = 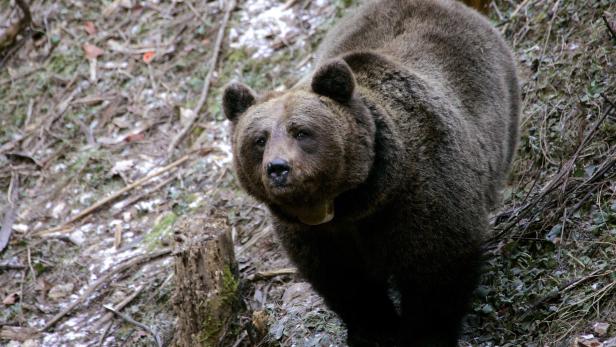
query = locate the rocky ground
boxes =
[0,0,614,346]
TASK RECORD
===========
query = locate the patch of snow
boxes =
[87,246,145,283]
[12,223,28,233]
[51,202,66,219]
[122,211,131,222]
[135,156,156,175]
[229,0,331,59]
[136,198,162,212]
[79,192,94,205]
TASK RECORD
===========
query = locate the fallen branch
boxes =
[0,326,39,342]
[236,225,272,255]
[0,0,32,53]
[111,173,178,217]
[0,173,20,252]
[166,0,237,159]
[35,148,213,236]
[518,269,612,320]
[40,248,171,332]
[489,102,615,244]
[250,267,297,281]
[103,304,162,347]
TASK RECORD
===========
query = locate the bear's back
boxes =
[317,0,520,206]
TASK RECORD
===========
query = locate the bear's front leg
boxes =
[276,223,400,346]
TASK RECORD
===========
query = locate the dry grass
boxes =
[0,0,614,346]
[468,0,616,345]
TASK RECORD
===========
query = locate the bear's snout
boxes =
[266,158,291,186]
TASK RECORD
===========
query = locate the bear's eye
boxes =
[255,136,267,147]
[294,130,310,140]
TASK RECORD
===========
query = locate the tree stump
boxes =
[172,215,239,347]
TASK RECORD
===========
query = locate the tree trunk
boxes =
[172,215,239,347]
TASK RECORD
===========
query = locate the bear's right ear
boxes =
[311,59,355,103]
[222,82,257,123]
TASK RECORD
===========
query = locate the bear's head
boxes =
[223,59,376,225]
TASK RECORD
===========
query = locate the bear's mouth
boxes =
[263,176,336,225]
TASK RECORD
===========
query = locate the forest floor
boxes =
[0,0,614,346]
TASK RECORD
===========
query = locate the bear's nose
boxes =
[267,159,290,186]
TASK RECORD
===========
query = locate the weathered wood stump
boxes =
[172,215,239,347]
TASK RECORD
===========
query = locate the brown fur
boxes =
[223,0,519,345]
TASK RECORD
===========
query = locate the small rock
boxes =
[22,340,40,347]
[593,322,610,337]
[577,338,603,347]
[68,229,86,246]
[5,341,20,347]
[252,310,269,336]
[604,337,616,347]
[12,224,28,233]
[48,283,74,300]
[282,282,311,306]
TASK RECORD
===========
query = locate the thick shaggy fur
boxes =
[223,0,520,345]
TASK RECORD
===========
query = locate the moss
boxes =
[220,265,239,306]
[199,313,223,347]
[198,266,239,346]
[144,212,177,250]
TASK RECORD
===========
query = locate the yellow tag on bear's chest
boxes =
[287,201,334,225]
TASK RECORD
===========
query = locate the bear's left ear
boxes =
[222,82,257,123]
[311,59,355,103]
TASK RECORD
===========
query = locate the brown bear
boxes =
[222,0,520,345]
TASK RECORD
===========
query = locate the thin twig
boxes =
[488,102,615,245]
[602,14,616,44]
[499,0,534,34]
[103,305,162,347]
[166,0,237,159]
[536,0,562,74]
[97,320,114,347]
[0,264,26,271]
[94,285,145,331]
[35,148,212,236]
[96,285,145,346]
[111,173,178,217]
[40,249,171,332]
[26,246,36,282]
[231,330,248,347]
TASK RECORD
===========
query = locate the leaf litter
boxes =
[0,0,614,346]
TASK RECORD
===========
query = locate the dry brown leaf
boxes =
[577,338,604,347]
[2,292,19,305]
[252,310,269,334]
[83,21,96,35]
[143,50,155,63]
[124,133,145,143]
[83,43,104,59]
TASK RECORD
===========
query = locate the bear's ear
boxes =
[222,82,257,123]
[311,59,355,103]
